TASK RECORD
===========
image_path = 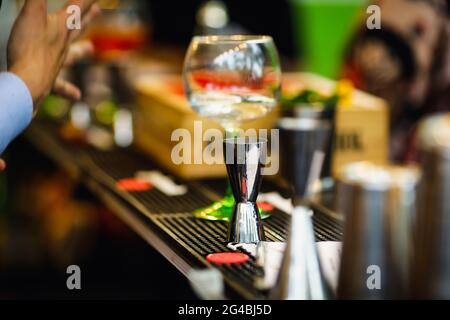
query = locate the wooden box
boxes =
[133,75,279,179]
[282,73,389,176]
[133,73,389,179]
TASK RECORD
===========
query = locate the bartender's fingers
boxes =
[0,159,6,171]
[68,3,101,42]
[64,41,94,66]
[53,77,82,101]
[65,0,97,15]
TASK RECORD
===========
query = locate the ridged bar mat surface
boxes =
[30,121,344,298]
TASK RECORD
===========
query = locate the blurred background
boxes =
[0,0,449,299]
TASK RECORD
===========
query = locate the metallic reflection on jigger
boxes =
[224,137,267,244]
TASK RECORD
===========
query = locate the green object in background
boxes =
[95,100,120,127]
[290,0,368,78]
[40,95,70,119]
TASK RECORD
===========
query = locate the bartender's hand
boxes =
[52,40,95,101]
[7,0,100,110]
[0,159,5,172]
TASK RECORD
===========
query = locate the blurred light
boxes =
[114,109,133,147]
[87,126,114,151]
[418,113,450,151]
[71,102,91,130]
[197,1,228,29]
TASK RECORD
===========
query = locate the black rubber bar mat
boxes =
[30,120,344,299]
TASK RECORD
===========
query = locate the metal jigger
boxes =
[224,137,267,244]
[271,118,331,300]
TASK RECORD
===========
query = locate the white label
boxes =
[136,171,187,196]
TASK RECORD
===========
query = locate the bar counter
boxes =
[23,119,343,299]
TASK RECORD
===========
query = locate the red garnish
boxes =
[191,70,264,91]
[206,252,250,265]
[258,201,274,212]
[116,178,152,192]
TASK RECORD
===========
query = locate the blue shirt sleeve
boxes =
[0,72,33,154]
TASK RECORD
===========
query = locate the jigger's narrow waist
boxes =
[228,202,265,244]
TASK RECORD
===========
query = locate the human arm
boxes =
[0,72,33,154]
[0,0,99,170]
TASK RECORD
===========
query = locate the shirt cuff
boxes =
[0,72,33,154]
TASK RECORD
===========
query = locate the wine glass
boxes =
[183,35,282,221]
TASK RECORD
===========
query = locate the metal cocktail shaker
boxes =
[413,113,450,299]
[337,162,421,299]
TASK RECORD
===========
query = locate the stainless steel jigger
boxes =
[224,137,267,244]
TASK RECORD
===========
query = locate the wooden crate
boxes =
[133,73,389,179]
[133,75,279,179]
[282,73,389,176]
